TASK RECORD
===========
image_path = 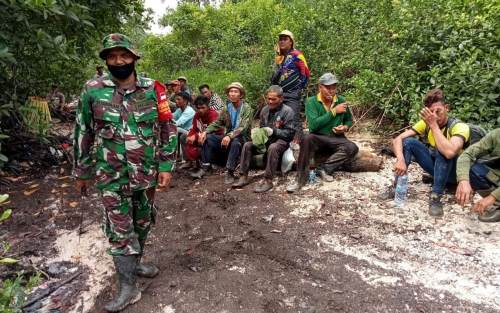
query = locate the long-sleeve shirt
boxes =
[271,48,310,93]
[205,100,253,140]
[457,128,500,199]
[187,108,223,141]
[173,105,195,131]
[259,103,295,143]
[305,93,353,136]
[73,74,177,192]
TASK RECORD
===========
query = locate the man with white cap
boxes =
[287,73,358,193]
[271,30,310,142]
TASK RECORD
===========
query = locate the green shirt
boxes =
[456,128,500,200]
[305,94,353,136]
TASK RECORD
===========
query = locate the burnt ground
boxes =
[1,140,499,313]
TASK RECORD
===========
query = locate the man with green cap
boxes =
[73,33,177,312]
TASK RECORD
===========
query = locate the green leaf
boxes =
[0,208,12,222]
[0,257,18,265]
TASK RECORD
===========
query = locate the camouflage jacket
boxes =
[205,100,253,141]
[73,74,177,192]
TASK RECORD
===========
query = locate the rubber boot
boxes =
[476,189,500,223]
[428,192,444,217]
[104,255,141,312]
[137,240,159,278]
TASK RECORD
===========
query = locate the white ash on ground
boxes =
[285,155,499,311]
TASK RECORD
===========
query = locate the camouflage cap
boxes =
[99,33,140,60]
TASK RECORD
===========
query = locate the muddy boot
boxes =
[286,174,307,193]
[224,171,236,185]
[104,255,141,312]
[254,179,273,193]
[316,168,333,182]
[478,207,500,223]
[136,256,159,278]
[428,192,444,217]
[232,174,250,188]
[137,241,159,278]
[191,165,209,179]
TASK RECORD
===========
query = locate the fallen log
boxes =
[314,149,384,172]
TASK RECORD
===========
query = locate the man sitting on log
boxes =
[232,85,295,192]
[382,88,470,217]
[456,128,500,223]
[287,73,359,193]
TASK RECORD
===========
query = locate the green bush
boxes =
[140,0,499,130]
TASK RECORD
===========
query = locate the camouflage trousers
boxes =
[100,188,156,256]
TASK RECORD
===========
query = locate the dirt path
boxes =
[1,138,499,313]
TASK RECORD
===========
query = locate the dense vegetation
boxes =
[142,0,500,129]
[0,0,499,135]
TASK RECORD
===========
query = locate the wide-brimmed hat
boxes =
[318,72,339,85]
[99,33,140,60]
[278,30,295,47]
[177,76,188,82]
[225,82,246,98]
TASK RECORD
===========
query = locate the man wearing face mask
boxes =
[73,34,177,312]
[287,73,358,193]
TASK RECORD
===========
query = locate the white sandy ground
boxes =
[37,139,499,312]
[282,139,500,311]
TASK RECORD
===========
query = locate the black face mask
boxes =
[107,62,135,80]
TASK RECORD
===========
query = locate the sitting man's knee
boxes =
[402,137,418,147]
[348,142,359,156]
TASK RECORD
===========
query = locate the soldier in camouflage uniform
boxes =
[73,34,177,312]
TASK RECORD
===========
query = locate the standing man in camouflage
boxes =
[73,34,177,312]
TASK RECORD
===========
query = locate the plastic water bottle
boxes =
[308,169,317,184]
[394,175,408,207]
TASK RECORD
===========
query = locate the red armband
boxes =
[154,80,173,121]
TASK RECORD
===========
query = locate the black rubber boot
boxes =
[428,192,444,217]
[104,255,141,312]
[137,240,159,278]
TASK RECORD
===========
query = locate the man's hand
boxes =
[74,179,91,194]
[198,132,207,145]
[157,172,172,189]
[186,134,196,144]
[456,180,474,206]
[393,159,407,176]
[473,194,497,215]
[334,102,348,114]
[333,125,348,135]
[420,107,438,127]
[221,135,231,147]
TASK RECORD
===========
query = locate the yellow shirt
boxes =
[412,119,470,148]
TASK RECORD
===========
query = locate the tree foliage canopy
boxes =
[142,0,499,129]
[0,0,151,110]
